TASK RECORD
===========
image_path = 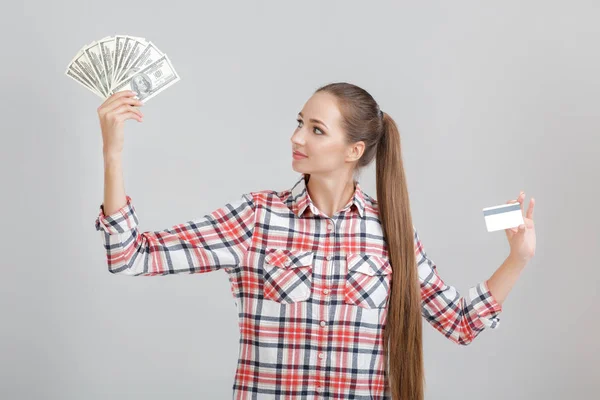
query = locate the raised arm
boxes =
[95,90,255,276]
[95,193,256,276]
[415,227,503,345]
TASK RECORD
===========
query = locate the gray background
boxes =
[2,0,598,399]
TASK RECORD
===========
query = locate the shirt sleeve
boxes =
[94,193,256,276]
[415,226,503,345]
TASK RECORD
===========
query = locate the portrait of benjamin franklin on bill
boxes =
[131,73,152,97]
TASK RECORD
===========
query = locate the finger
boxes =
[511,224,525,233]
[519,191,525,216]
[526,197,535,220]
[123,105,144,119]
[102,90,138,111]
[99,92,135,115]
[106,90,136,105]
[106,96,144,114]
[115,111,143,123]
[111,104,144,119]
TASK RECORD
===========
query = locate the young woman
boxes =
[95,82,536,399]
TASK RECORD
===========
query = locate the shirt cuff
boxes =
[468,279,503,329]
[94,195,139,234]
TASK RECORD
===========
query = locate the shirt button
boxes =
[326,255,332,261]
[320,321,327,327]
[284,260,291,266]
[323,289,330,295]
[318,353,324,359]
[316,386,321,393]
[327,222,334,231]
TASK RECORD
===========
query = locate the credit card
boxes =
[483,202,525,232]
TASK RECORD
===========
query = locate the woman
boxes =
[95,82,536,399]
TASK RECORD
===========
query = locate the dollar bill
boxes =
[112,40,164,90]
[65,35,180,102]
[113,36,148,87]
[83,41,110,96]
[65,65,105,99]
[66,48,107,97]
[112,54,180,103]
[113,35,135,88]
[98,36,117,90]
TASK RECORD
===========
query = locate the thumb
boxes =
[511,224,525,233]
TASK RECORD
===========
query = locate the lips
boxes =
[293,150,307,157]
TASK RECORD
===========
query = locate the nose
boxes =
[290,130,305,146]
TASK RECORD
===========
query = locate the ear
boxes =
[347,141,365,162]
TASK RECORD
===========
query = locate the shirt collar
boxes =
[290,173,366,218]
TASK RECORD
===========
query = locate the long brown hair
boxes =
[314,82,424,400]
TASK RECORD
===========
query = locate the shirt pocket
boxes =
[344,253,393,309]
[263,248,315,303]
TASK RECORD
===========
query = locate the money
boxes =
[65,35,180,103]
[112,55,179,103]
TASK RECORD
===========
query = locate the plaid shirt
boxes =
[95,173,502,399]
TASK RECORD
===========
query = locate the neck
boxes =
[304,173,356,218]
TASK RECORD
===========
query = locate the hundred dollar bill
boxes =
[65,62,96,91]
[112,36,148,87]
[112,54,180,103]
[112,35,127,87]
[113,35,137,89]
[97,35,117,91]
[65,64,105,99]
[66,48,107,97]
[83,41,110,96]
[66,35,177,101]
[113,40,164,90]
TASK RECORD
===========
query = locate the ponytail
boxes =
[377,112,425,400]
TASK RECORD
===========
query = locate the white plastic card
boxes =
[483,202,525,232]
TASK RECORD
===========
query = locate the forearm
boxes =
[486,253,528,307]
[102,152,127,216]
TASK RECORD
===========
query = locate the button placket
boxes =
[317,219,334,394]
[323,254,332,298]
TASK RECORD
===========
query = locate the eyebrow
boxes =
[298,112,329,129]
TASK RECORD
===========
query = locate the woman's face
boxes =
[290,91,364,176]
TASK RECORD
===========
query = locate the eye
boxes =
[296,118,324,135]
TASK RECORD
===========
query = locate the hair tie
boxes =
[379,109,384,119]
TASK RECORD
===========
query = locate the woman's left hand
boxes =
[505,191,536,263]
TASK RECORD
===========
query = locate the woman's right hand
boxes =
[98,90,144,156]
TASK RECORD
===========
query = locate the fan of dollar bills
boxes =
[65,35,180,103]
